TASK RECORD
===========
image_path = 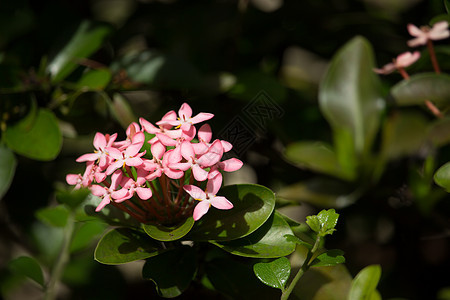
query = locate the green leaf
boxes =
[211,212,296,258]
[253,257,290,291]
[380,111,428,160]
[391,73,450,106]
[307,209,339,236]
[284,234,313,250]
[8,256,45,287]
[76,68,112,90]
[206,257,280,299]
[348,265,382,300]
[36,205,70,227]
[70,220,107,253]
[319,36,384,157]
[428,117,450,147]
[311,249,345,267]
[142,246,197,298]
[187,184,276,241]
[277,178,358,208]
[4,109,62,161]
[284,141,354,181]
[434,162,450,192]
[108,93,136,129]
[446,0,450,14]
[142,217,194,242]
[56,188,91,210]
[0,145,16,200]
[94,228,162,265]
[47,20,113,83]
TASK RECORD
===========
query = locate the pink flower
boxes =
[76,132,117,168]
[374,51,421,75]
[156,103,214,132]
[170,141,209,181]
[90,171,130,211]
[120,169,153,200]
[407,21,450,47]
[114,122,143,150]
[192,124,232,155]
[183,176,233,221]
[105,132,146,175]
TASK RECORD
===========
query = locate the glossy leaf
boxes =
[319,36,384,156]
[187,184,276,241]
[0,145,16,200]
[391,73,450,106]
[211,212,296,258]
[142,217,194,242]
[94,228,162,265]
[47,20,113,83]
[142,246,197,298]
[4,109,62,161]
[284,141,353,181]
[76,68,112,90]
[306,209,339,237]
[253,257,291,290]
[311,249,345,267]
[284,234,313,250]
[348,265,382,300]
[36,205,70,227]
[434,162,450,192]
[8,256,45,287]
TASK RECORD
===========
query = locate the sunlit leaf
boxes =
[319,36,384,157]
[47,20,113,83]
[311,249,345,267]
[348,265,382,300]
[253,257,290,290]
[0,145,16,200]
[4,109,62,161]
[284,234,313,250]
[94,228,162,265]
[9,256,45,287]
[434,162,450,192]
[142,217,194,242]
[391,73,450,106]
[306,209,339,237]
[36,205,70,227]
[211,212,296,258]
[142,246,197,298]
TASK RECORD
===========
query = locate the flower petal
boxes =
[193,200,210,221]
[93,132,107,150]
[210,196,233,210]
[206,175,222,195]
[219,158,243,172]
[190,112,214,124]
[198,124,212,143]
[192,164,209,181]
[136,187,153,200]
[179,103,193,119]
[183,185,206,200]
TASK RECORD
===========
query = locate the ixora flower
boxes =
[67,102,243,223]
[183,175,233,221]
[407,21,450,47]
[373,51,421,75]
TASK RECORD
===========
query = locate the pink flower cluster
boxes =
[374,21,449,76]
[67,103,243,222]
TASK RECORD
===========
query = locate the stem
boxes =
[427,40,441,74]
[281,234,322,300]
[44,211,76,300]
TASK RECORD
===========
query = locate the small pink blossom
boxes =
[76,132,117,168]
[105,132,146,175]
[90,171,130,211]
[183,176,233,221]
[156,103,214,132]
[407,21,450,47]
[374,51,421,75]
